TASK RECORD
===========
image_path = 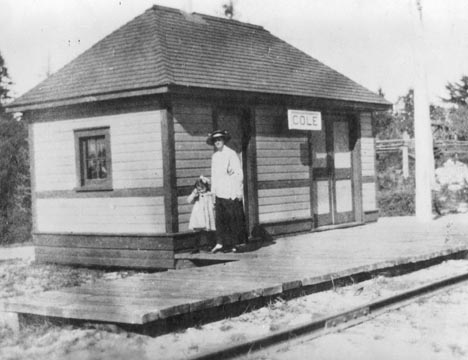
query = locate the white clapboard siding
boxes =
[361,141,376,176]
[362,183,377,211]
[33,110,164,191]
[360,112,376,177]
[172,101,214,189]
[360,112,377,213]
[36,197,165,234]
[259,209,311,223]
[360,112,373,137]
[256,106,310,223]
[178,195,193,231]
[258,187,310,223]
[172,100,214,228]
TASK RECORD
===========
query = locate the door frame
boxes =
[213,105,258,236]
[311,112,361,228]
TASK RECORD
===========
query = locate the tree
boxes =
[447,106,468,140]
[441,75,468,140]
[443,75,468,106]
[0,52,30,244]
[394,89,415,137]
[374,89,414,139]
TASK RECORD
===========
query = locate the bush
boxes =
[378,189,415,216]
[377,152,416,216]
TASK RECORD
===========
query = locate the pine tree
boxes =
[0,52,30,244]
[442,75,468,140]
[443,76,468,106]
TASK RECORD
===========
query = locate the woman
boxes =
[207,129,247,253]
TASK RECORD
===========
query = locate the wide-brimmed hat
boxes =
[206,129,231,145]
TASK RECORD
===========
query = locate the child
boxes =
[187,176,216,251]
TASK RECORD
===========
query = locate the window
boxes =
[74,127,112,191]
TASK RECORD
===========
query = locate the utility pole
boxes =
[413,0,434,221]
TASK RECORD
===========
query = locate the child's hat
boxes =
[199,175,210,184]
[206,129,231,145]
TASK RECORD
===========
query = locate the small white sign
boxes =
[287,110,322,131]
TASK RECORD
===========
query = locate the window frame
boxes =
[74,127,113,192]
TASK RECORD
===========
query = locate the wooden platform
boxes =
[2,216,468,328]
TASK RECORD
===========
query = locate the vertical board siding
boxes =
[360,112,377,212]
[33,111,164,191]
[33,110,165,235]
[172,99,214,230]
[36,197,165,234]
[256,105,311,222]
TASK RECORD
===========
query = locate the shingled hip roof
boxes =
[9,5,390,110]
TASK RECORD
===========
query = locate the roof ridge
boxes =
[8,4,390,110]
[151,4,264,30]
[194,12,264,30]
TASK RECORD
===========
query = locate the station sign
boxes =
[287,110,322,131]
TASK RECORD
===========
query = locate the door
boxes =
[216,107,252,228]
[311,114,354,226]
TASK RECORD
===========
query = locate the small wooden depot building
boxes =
[8,5,390,269]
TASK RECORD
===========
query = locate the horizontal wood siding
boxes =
[172,99,214,230]
[360,112,378,213]
[36,197,165,234]
[360,112,375,177]
[362,183,377,211]
[32,110,165,235]
[258,188,311,223]
[33,110,163,191]
[255,105,311,223]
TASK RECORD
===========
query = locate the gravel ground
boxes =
[254,281,468,360]
[1,258,468,360]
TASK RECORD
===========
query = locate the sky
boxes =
[2,0,468,105]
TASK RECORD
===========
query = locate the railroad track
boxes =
[187,270,468,360]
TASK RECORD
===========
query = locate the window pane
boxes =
[98,160,107,179]
[97,139,106,158]
[77,129,111,188]
[87,159,98,179]
[87,139,97,159]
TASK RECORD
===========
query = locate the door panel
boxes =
[335,179,353,212]
[316,180,331,214]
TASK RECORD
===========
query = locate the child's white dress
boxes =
[187,191,216,231]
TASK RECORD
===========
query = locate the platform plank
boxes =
[3,216,468,327]
[36,254,175,269]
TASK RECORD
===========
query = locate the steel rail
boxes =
[187,270,468,360]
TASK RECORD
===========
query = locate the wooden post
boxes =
[161,107,179,233]
[401,131,410,179]
[413,0,434,221]
[401,146,409,179]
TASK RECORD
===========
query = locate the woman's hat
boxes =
[206,129,231,145]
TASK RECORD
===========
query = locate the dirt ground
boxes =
[1,257,468,360]
[255,281,468,360]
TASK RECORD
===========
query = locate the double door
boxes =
[311,114,355,227]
